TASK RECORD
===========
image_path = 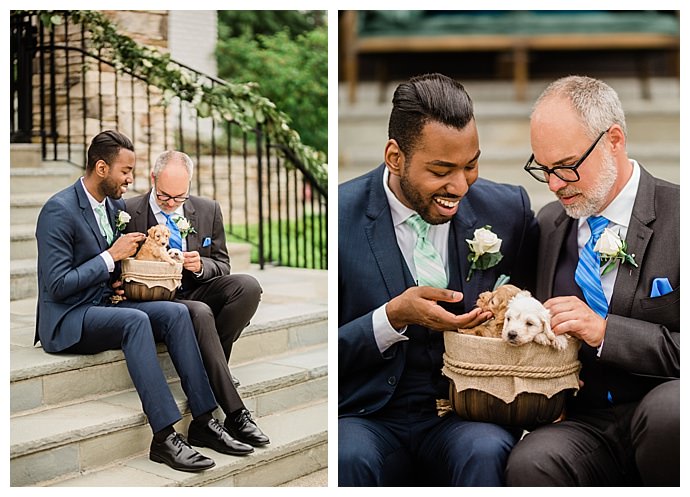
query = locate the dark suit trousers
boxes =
[65,300,217,434]
[177,273,262,361]
[506,380,680,486]
[177,298,245,415]
[339,412,518,486]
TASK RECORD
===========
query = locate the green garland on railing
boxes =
[33,10,328,189]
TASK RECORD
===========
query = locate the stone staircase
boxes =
[9,144,328,487]
[339,78,680,212]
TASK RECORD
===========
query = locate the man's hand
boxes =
[385,286,491,332]
[107,232,145,261]
[182,250,202,273]
[544,295,607,347]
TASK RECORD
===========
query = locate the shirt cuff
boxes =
[596,338,604,357]
[373,303,408,353]
[100,251,115,273]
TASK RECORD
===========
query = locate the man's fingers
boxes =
[418,286,463,303]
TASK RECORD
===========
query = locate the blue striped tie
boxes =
[162,212,183,250]
[575,216,610,317]
[405,213,448,288]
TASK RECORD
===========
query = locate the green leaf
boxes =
[474,252,503,270]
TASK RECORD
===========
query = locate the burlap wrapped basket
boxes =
[440,332,581,430]
[120,258,183,301]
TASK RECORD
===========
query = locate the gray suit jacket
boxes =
[124,192,231,293]
[536,165,679,402]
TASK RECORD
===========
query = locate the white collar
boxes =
[383,167,418,227]
[80,177,106,210]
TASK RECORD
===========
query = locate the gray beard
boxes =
[562,152,618,219]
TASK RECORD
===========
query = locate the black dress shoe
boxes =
[188,417,254,456]
[224,408,270,447]
[149,432,216,472]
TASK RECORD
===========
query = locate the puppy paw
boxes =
[552,335,569,351]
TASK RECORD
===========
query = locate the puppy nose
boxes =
[507,331,517,340]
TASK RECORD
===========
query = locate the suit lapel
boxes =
[365,166,409,300]
[75,180,109,251]
[609,167,655,317]
[183,197,200,250]
[538,210,571,300]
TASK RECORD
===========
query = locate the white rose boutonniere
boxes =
[173,215,196,238]
[466,225,503,281]
[115,210,131,232]
[594,227,638,276]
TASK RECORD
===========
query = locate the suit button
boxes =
[387,376,396,386]
[100,282,105,287]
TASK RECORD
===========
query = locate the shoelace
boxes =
[171,433,192,454]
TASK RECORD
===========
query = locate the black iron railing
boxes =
[10,11,327,270]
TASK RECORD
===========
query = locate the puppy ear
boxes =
[541,311,557,341]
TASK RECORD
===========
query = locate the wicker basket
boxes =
[120,258,183,301]
[442,332,581,430]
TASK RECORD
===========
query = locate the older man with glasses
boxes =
[506,76,679,486]
[124,150,269,449]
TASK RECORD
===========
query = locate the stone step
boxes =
[10,143,86,168]
[11,192,53,226]
[10,259,37,302]
[10,224,37,260]
[11,165,83,194]
[13,397,327,487]
[11,302,327,415]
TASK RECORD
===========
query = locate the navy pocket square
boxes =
[650,277,672,297]
[202,237,212,248]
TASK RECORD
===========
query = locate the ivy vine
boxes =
[32,10,328,190]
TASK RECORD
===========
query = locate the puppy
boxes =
[460,284,522,338]
[502,291,568,350]
[135,224,178,265]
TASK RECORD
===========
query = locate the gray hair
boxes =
[533,75,627,140]
[152,150,194,180]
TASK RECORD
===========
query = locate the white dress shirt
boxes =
[372,168,451,353]
[80,177,115,272]
[577,159,641,303]
[577,159,640,354]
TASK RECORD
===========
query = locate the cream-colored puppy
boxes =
[502,291,568,350]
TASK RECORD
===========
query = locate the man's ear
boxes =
[384,139,403,176]
[608,124,627,154]
[95,159,110,179]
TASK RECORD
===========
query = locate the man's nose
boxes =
[547,173,567,193]
[446,172,469,196]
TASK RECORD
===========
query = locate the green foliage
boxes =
[217,10,325,39]
[27,10,327,190]
[227,215,327,269]
[216,12,328,154]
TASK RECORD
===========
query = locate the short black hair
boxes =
[388,73,474,157]
[86,130,134,172]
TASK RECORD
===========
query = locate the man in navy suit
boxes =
[505,76,679,486]
[35,130,252,473]
[338,73,540,486]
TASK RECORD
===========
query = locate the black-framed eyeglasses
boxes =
[155,182,190,203]
[524,128,610,183]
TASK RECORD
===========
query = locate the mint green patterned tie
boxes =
[405,213,448,288]
[94,204,114,245]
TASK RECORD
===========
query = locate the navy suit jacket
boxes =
[35,179,125,352]
[536,165,679,406]
[124,191,231,293]
[338,164,539,417]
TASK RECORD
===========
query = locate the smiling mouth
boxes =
[434,197,460,209]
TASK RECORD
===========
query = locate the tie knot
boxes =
[587,216,609,240]
[405,213,430,239]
